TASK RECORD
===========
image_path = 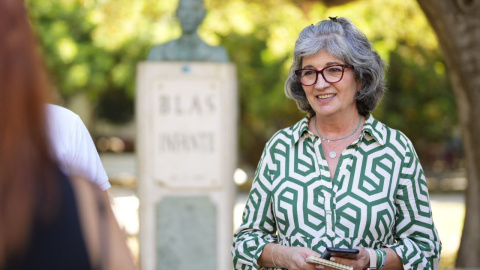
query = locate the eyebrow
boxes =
[302,61,344,69]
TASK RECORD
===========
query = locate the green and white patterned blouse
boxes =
[232,115,441,270]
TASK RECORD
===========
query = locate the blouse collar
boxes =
[289,114,387,147]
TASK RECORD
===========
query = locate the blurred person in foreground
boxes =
[0,1,137,269]
[232,17,441,270]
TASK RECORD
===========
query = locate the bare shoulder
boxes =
[69,177,103,269]
[69,177,138,270]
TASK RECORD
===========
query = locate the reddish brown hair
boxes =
[0,0,57,265]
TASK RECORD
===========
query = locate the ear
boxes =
[356,81,363,93]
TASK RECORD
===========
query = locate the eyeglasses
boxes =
[294,65,354,86]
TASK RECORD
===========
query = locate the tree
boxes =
[415,0,480,267]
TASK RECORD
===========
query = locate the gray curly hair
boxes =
[285,17,386,116]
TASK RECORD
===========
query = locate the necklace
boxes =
[322,141,343,159]
[314,115,362,159]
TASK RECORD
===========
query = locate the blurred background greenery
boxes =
[26,0,460,176]
[25,1,465,268]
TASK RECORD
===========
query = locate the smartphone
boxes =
[324,247,359,260]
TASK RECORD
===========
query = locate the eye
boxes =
[326,66,342,73]
[302,70,316,76]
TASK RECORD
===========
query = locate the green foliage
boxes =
[26,0,148,124]
[380,43,455,140]
[375,42,457,168]
[26,0,457,170]
[220,31,304,163]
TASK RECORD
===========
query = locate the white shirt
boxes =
[46,104,110,190]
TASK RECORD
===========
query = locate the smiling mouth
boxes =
[316,94,336,99]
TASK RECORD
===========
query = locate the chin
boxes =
[181,23,200,33]
[315,108,338,117]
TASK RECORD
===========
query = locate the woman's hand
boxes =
[328,246,369,270]
[276,246,321,270]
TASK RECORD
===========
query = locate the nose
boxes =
[314,73,331,89]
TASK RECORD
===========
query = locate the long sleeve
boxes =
[232,146,277,270]
[387,137,442,269]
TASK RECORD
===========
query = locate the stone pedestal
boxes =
[136,62,237,270]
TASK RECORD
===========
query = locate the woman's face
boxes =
[300,50,359,118]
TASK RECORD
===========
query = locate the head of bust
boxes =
[176,0,206,34]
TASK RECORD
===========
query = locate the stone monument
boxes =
[136,0,237,269]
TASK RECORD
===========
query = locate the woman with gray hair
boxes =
[232,17,441,270]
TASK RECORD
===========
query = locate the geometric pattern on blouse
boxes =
[232,115,441,270]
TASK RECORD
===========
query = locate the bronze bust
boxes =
[147,0,229,62]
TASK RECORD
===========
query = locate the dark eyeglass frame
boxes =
[294,64,354,86]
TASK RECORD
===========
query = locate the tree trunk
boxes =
[416,0,480,267]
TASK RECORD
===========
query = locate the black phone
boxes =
[321,247,359,260]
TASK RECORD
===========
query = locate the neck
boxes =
[313,111,362,140]
[180,31,199,40]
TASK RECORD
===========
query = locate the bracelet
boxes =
[365,248,377,270]
[271,244,281,268]
[381,249,387,269]
[375,249,382,269]
[375,249,386,270]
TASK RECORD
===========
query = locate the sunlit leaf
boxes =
[67,64,90,88]
[57,37,78,63]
